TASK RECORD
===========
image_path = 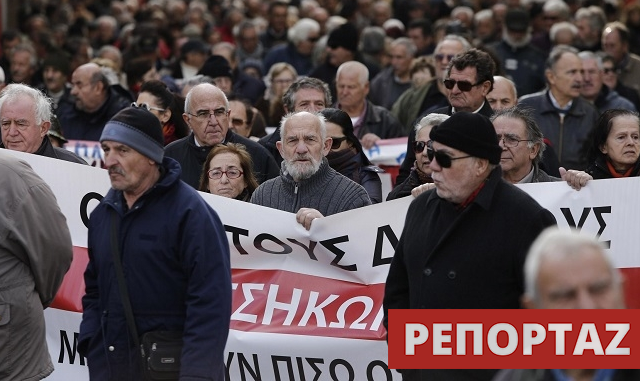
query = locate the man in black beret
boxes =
[383,112,556,381]
[40,51,72,110]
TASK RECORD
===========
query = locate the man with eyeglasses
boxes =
[491,106,592,187]
[251,111,371,230]
[395,47,493,185]
[384,112,556,381]
[56,62,132,141]
[164,83,278,188]
[519,45,598,171]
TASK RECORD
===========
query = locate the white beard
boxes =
[284,155,322,181]
[503,29,532,49]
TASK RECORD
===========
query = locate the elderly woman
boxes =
[135,80,189,145]
[387,113,449,200]
[319,108,384,203]
[198,143,259,201]
[585,109,640,178]
[255,63,298,126]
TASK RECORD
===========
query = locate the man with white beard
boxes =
[488,8,546,97]
[250,111,371,230]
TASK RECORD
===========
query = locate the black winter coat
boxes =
[164,130,279,188]
[384,167,556,381]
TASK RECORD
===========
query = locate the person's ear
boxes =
[529,143,541,160]
[276,140,284,157]
[322,137,332,156]
[521,294,536,309]
[40,121,51,137]
[161,109,172,125]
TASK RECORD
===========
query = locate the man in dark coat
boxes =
[0,83,86,164]
[395,48,495,185]
[79,107,231,380]
[384,112,556,381]
[56,63,132,141]
[165,83,278,188]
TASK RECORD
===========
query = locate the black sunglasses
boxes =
[426,141,472,168]
[331,136,348,150]
[413,140,430,154]
[443,79,482,92]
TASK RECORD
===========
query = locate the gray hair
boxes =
[490,106,546,165]
[359,26,387,55]
[543,0,570,20]
[575,6,606,35]
[184,83,229,114]
[524,227,621,304]
[578,50,603,69]
[0,83,52,125]
[336,61,369,87]
[11,43,37,69]
[493,75,518,98]
[390,37,417,58]
[280,111,327,141]
[289,18,321,45]
[435,34,472,53]
[549,22,578,44]
[545,44,579,71]
[415,113,449,134]
[282,77,331,112]
[474,9,493,25]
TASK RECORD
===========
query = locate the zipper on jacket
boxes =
[558,113,565,164]
[294,183,299,194]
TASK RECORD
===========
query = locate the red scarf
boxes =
[606,160,633,178]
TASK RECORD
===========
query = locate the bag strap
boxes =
[110,209,141,349]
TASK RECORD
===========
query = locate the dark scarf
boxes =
[326,148,361,184]
[413,161,433,183]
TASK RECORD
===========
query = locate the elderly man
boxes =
[384,112,556,381]
[262,18,321,76]
[335,61,403,149]
[579,50,636,113]
[396,47,495,184]
[601,21,640,100]
[488,8,546,97]
[56,62,131,141]
[0,151,73,380]
[252,111,371,230]
[487,75,517,111]
[0,83,86,163]
[574,6,606,51]
[368,37,416,110]
[492,228,640,381]
[519,45,599,170]
[9,43,40,87]
[391,34,470,130]
[259,77,332,166]
[79,107,231,379]
[165,83,278,188]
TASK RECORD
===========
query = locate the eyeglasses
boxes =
[603,68,616,74]
[187,108,228,121]
[435,54,455,62]
[131,102,165,112]
[307,36,320,43]
[331,136,348,150]
[497,134,532,148]
[443,79,483,92]
[231,118,246,127]
[426,141,472,168]
[207,168,243,180]
[412,140,430,154]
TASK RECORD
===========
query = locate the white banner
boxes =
[2,150,638,380]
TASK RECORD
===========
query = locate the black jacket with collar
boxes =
[1,138,87,164]
[164,130,279,189]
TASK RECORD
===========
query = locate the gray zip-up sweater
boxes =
[250,157,371,215]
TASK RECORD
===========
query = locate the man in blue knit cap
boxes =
[79,106,231,380]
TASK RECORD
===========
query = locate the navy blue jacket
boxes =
[78,157,231,380]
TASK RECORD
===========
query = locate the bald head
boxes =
[487,76,517,111]
[70,63,109,113]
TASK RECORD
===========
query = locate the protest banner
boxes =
[3,150,637,379]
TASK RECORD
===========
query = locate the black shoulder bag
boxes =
[110,210,183,380]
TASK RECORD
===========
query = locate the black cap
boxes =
[505,8,530,32]
[327,23,359,52]
[429,112,501,165]
[198,55,233,79]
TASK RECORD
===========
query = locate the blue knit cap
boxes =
[100,107,164,163]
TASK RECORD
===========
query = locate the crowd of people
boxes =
[1,0,640,380]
